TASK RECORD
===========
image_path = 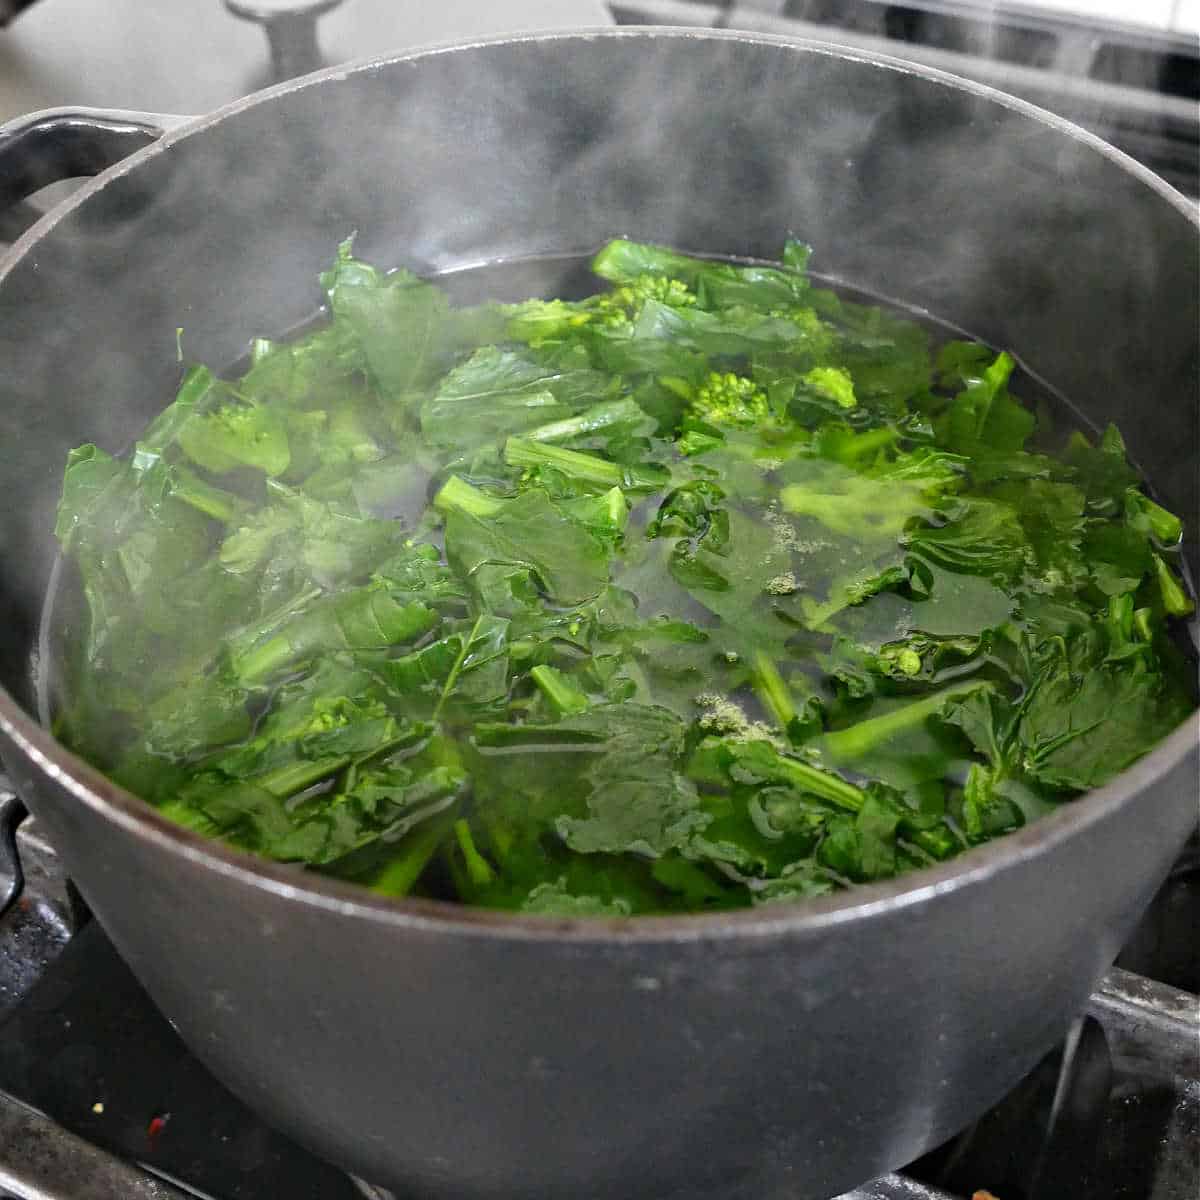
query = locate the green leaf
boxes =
[475,704,697,834]
[556,768,706,857]
[960,763,1024,844]
[1082,520,1151,596]
[420,348,587,450]
[55,444,126,550]
[934,352,1035,456]
[903,566,1015,637]
[944,623,1192,795]
[321,239,453,400]
[1017,637,1191,791]
[591,239,715,287]
[520,878,632,917]
[1059,425,1139,516]
[442,487,612,606]
[231,584,437,685]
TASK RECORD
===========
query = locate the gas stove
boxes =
[0,2,1197,1198]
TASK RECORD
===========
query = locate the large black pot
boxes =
[0,28,1196,1200]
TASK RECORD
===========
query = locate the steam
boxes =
[0,28,1196,721]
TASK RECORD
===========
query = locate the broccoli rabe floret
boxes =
[590,274,697,328]
[771,306,838,359]
[504,298,593,345]
[687,371,770,430]
[177,401,291,477]
[802,366,856,410]
[505,275,695,343]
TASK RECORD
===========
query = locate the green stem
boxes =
[453,818,496,887]
[226,587,322,666]
[232,587,434,686]
[233,630,306,687]
[261,755,351,798]
[530,664,590,717]
[1153,554,1194,617]
[1127,490,1182,545]
[167,466,246,525]
[524,398,645,444]
[765,756,864,813]
[1133,607,1154,643]
[834,426,897,461]
[505,437,624,486]
[137,364,217,457]
[156,799,221,837]
[822,682,988,762]
[504,437,663,491]
[799,565,909,632]
[368,819,454,897]
[432,475,506,519]
[752,651,795,730]
[800,590,854,631]
[432,616,484,722]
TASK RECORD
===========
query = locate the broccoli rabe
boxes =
[177,396,291,477]
[590,274,697,328]
[504,273,696,343]
[687,371,771,429]
[52,235,1196,914]
[802,366,856,410]
[504,298,593,345]
[775,306,837,357]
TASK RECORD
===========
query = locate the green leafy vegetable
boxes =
[51,237,1196,913]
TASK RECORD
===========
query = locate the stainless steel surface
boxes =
[1086,972,1200,1200]
[0,24,1195,1200]
[837,1180,960,1200]
[1142,1081,1200,1200]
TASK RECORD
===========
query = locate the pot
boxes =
[0,28,1195,1200]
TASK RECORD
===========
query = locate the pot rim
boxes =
[1,25,1196,944]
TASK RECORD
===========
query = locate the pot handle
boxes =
[0,107,192,218]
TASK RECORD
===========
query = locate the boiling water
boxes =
[37,250,1198,911]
